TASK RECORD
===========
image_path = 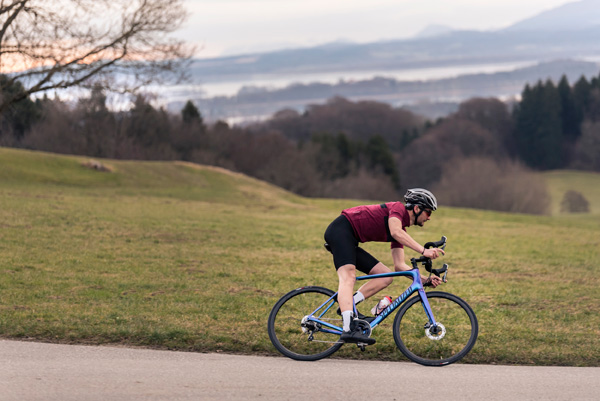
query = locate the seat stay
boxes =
[310,297,336,319]
[306,295,344,333]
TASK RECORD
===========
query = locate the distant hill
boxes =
[189,26,600,82]
[415,24,454,38]
[188,0,600,83]
[176,59,600,122]
[504,0,600,32]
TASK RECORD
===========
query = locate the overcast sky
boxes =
[179,0,576,58]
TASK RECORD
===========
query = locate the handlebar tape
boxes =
[424,236,447,250]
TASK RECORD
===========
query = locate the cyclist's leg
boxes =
[336,264,357,315]
[339,255,379,345]
[356,261,393,300]
[324,215,359,326]
[352,247,393,300]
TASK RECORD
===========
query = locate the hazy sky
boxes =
[180,0,576,58]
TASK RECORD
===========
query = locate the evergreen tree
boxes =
[514,81,564,169]
[123,95,172,152]
[588,72,600,121]
[75,85,117,157]
[311,133,354,180]
[557,75,582,143]
[513,84,535,164]
[365,135,399,187]
[181,100,202,124]
[0,75,42,141]
[573,76,592,119]
[539,80,566,169]
[172,100,206,160]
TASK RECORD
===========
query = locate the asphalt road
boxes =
[1,339,598,401]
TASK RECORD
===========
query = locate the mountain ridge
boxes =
[503,0,600,32]
[176,59,600,122]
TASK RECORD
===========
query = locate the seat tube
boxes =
[418,289,437,326]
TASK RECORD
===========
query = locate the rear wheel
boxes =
[392,291,478,366]
[268,286,344,361]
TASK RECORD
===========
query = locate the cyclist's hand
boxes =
[423,248,445,259]
[423,276,443,288]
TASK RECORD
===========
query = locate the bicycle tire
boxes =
[268,286,344,361]
[392,291,478,366]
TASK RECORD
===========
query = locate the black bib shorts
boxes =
[324,215,379,274]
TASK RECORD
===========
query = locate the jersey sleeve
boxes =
[388,202,407,221]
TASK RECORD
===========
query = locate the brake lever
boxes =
[423,265,448,287]
[431,263,449,281]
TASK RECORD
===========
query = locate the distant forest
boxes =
[1,72,599,215]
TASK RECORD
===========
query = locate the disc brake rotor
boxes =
[425,323,446,340]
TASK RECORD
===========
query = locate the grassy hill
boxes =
[0,147,598,366]
[544,170,600,215]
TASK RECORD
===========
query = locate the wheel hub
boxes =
[425,323,446,340]
[301,315,318,333]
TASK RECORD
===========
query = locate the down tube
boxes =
[418,289,437,326]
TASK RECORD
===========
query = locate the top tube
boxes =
[355,269,421,282]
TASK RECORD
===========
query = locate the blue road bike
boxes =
[267,237,478,366]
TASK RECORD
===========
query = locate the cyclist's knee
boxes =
[337,264,356,283]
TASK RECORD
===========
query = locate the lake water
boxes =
[157,60,539,101]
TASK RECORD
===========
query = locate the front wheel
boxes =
[392,291,478,366]
[268,286,344,361]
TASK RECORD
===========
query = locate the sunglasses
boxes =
[422,208,433,216]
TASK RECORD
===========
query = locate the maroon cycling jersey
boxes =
[341,202,410,249]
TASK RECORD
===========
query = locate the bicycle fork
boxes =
[418,288,445,340]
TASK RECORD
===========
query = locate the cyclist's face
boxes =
[416,206,432,226]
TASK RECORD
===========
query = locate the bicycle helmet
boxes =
[404,188,438,211]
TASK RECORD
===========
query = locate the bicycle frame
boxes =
[306,268,438,336]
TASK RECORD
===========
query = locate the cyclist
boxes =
[324,188,445,344]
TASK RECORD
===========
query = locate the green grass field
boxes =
[544,170,600,215]
[1,147,599,366]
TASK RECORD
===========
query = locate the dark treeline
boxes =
[1,72,600,214]
[514,75,600,171]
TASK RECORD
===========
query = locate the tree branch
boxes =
[0,0,193,113]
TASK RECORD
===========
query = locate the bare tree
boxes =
[397,117,506,190]
[0,0,193,113]
[433,157,550,215]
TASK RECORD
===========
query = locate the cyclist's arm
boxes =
[389,216,445,259]
[391,247,411,272]
[388,216,425,254]
[392,248,437,283]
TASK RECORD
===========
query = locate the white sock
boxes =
[353,291,365,305]
[341,310,353,332]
